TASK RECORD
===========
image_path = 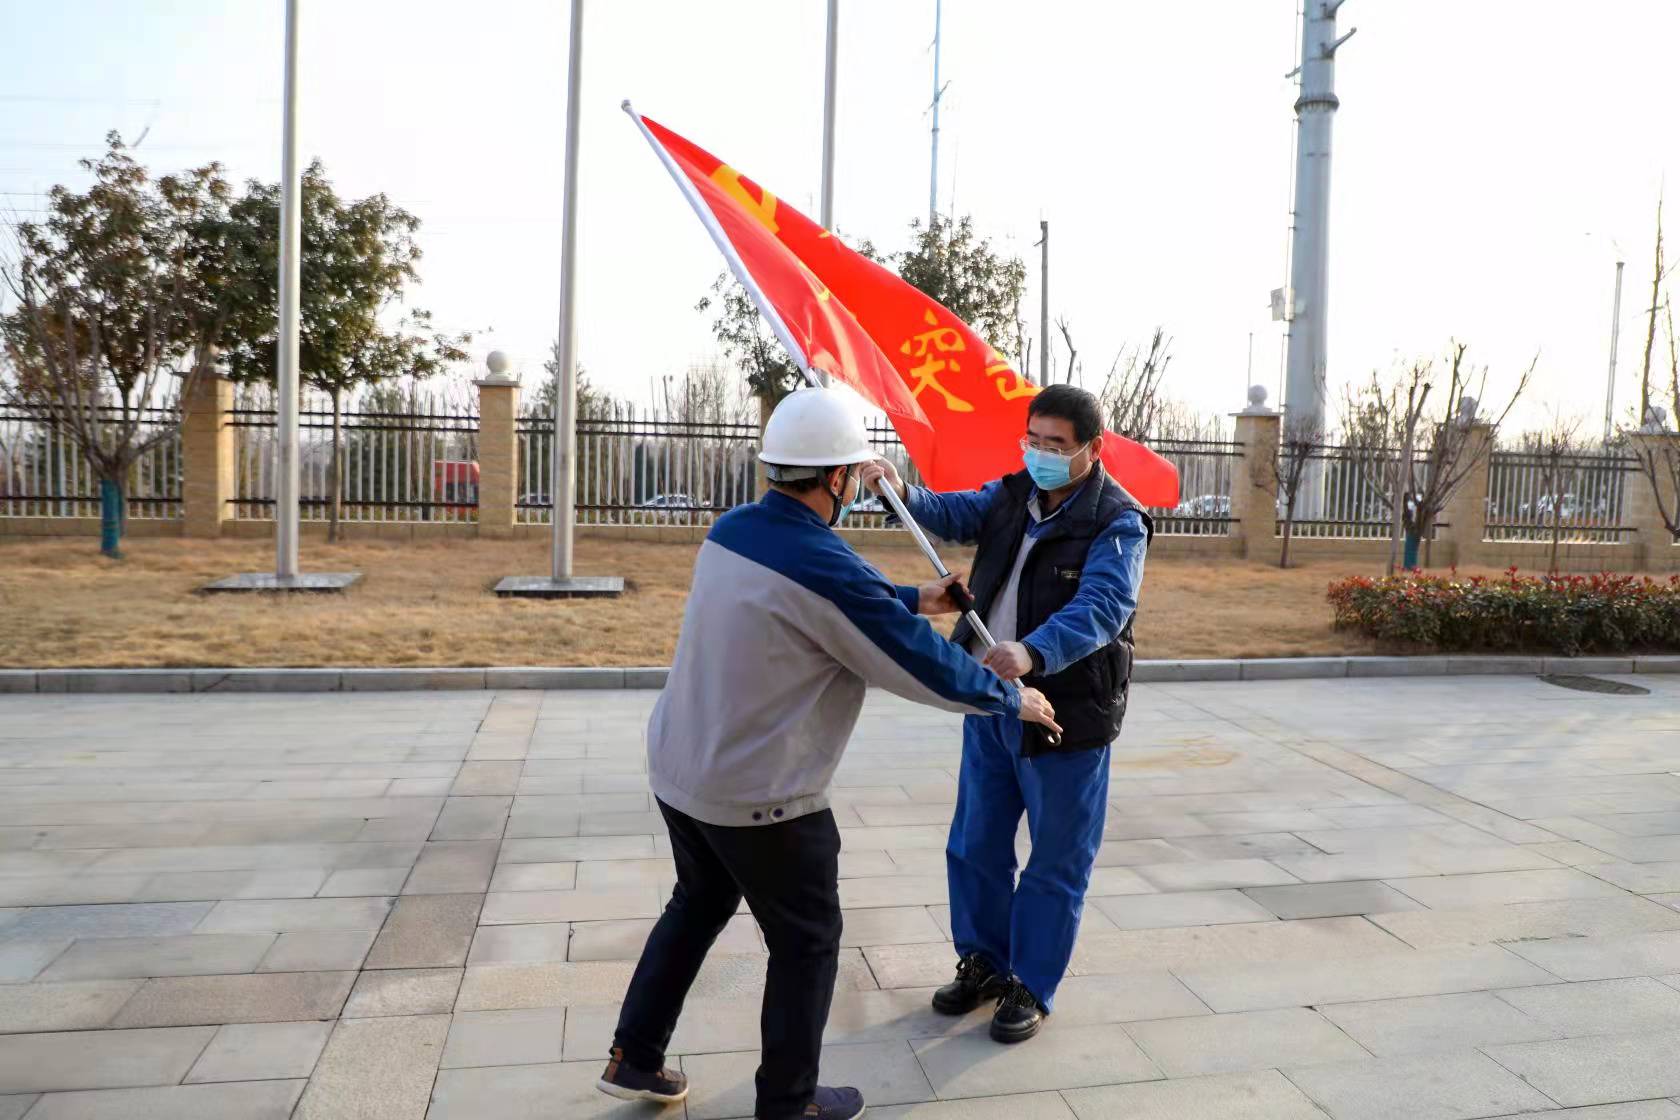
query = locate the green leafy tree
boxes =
[696,273,804,408]
[1,133,237,556]
[219,161,468,540]
[892,215,1026,360]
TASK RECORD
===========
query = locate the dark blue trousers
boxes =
[946,713,1109,1011]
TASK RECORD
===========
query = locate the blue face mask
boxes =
[831,471,860,525]
[1023,444,1086,491]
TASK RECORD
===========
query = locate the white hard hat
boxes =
[758,387,875,470]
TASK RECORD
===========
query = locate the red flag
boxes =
[629,108,1179,508]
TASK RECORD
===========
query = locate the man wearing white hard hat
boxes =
[598,387,1060,1120]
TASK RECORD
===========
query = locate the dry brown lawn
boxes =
[0,534,1385,668]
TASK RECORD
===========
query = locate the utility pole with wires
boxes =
[927,0,947,229]
[1282,0,1356,434]
[1035,219,1049,385]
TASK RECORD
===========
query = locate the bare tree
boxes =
[1055,318,1079,386]
[1098,328,1174,440]
[1639,195,1676,423]
[1269,407,1328,569]
[1625,300,1680,544]
[1342,364,1431,575]
[1526,414,1588,574]
[1408,344,1532,566]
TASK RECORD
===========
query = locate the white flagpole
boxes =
[552,0,585,581]
[275,0,301,580]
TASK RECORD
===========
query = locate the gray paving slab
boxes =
[0,940,70,983]
[1177,945,1557,1014]
[109,970,355,1028]
[428,1059,684,1119]
[1505,930,1680,981]
[0,980,142,1033]
[257,929,376,972]
[342,968,463,1018]
[292,1014,450,1120]
[195,897,392,934]
[682,1041,934,1120]
[439,1007,567,1069]
[39,933,274,981]
[0,903,212,943]
[0,1095,35,1120]
[1317,991,1560,1056]
[1062,1070,1332,1120]
[183,1020,332,1082]
[1242,880,1427,920]
[402,841,498,895]
[1493,977,1680,1037]
[1282,1051,1557,1120]
[1368,897,1680,950]
[1484,1030,1680,1107]
[363,893,482,970]
[0,1026,218,1093]
[911,1022,1160,1098]
[1384,869,1629,908]
[1091,889,1278,930]
[1484,1106,1680,1120]
[1125,1007,1368,1076]
[18,1080,305,1120]
[870,1093,1077,1120]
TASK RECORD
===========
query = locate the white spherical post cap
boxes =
[485,351,512,381]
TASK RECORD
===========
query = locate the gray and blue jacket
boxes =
[647,489,1020,827]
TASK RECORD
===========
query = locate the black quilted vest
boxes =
[952,467,1153,756]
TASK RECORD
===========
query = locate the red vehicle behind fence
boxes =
[433,459,479,515]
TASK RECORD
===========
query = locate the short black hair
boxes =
[1028,384,1103,443]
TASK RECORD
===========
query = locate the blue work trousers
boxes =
[946,713,1109,1012]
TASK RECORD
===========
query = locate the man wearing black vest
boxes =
[861,385,1152,1044]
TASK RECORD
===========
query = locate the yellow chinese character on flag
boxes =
[899,309,973,413]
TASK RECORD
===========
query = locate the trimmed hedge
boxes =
[1327,569,1680,655]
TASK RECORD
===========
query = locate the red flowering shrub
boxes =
[1327,569,1680,655]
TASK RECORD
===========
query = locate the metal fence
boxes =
[1273,444,1445,540]
[230,390,479,523]
[515,407,926,529]
[1486,449,1636,544]
[0,405,183,519]
[1153,439,1240,535]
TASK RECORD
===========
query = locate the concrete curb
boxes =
[4,655,1679,695]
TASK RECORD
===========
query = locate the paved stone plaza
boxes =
[3,674,1680,1119]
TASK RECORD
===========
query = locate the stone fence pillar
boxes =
[1626,430,1680,572]
[1231,394,1280,564]
[475,357,521,539]
[1440,421,1493,569]
[180,373,235,538]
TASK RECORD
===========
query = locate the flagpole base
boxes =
[202,572,362,594]
[494,575,624,600]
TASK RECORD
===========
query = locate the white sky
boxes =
[4,1,1677,431]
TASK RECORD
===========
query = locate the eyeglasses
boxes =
[1018,437,1087,458]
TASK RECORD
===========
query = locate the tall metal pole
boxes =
[275,0,301,580]
[1604,259,1625,443]
[1038,219,1049,385]
[1282,0,1355,431]
[552,0,584,581]
[928,0,942,228]
[820,0,838,231]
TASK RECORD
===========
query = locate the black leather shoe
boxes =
[990,978,1046,1043]
[931,952,1006,1015]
